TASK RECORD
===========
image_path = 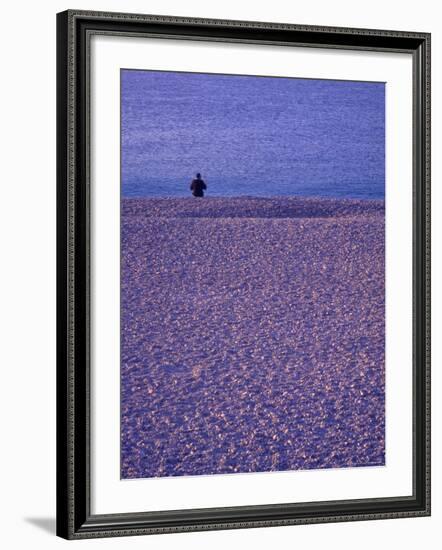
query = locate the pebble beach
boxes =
[121,196,385,479]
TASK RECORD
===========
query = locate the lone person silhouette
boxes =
[190,173,207,197]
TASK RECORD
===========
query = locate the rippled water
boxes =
[121,70,385,199]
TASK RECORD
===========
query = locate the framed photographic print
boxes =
[56,10,431,539]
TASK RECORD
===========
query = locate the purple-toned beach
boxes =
[121,196,385,479]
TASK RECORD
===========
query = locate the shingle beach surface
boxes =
[121,197,385,478]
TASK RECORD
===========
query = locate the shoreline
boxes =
[121,195,385,220]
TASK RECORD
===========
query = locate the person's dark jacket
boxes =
[190,178,207,197]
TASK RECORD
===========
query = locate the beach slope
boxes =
[121,197,385,478]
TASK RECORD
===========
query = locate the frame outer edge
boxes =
[424,32,431,517]
[67,9,78,539]
[57,9,78,540]
[67,9,429,39]
[56,9,431,539]
[56,10,71,540]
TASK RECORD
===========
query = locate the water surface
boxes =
[121,70,385,199]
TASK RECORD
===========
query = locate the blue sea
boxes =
[121,70,385,199]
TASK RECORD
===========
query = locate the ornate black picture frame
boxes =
[56,9,430,539]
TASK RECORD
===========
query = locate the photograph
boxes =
[0,0,436,545]
[55,8,430,539]
[120,69,386,480]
